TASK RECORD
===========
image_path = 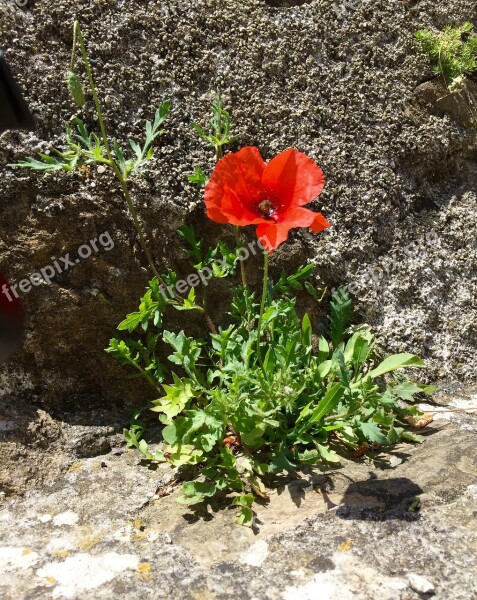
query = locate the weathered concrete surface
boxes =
[0,389,476,599]
[0,395,126,496]
[0,0,476,414]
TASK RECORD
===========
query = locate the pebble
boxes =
[408,573,435,595]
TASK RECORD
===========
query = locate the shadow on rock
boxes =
[331,472,423,521]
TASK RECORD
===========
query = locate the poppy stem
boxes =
[234,226,248,288]
[75,21,162,283]
[256,251,269,368]
[75,21,203,314]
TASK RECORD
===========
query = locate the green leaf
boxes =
[125,101,171,177]
[232,493,254,508]
[369,354,426,379]
[178,224,203,263]
[275,264,314,294]
[329,288,353,348]
[12,156,73,172]
[67,70,86,107]
[390,382,423,401]
[340,425,359,446]
[387,426,404,444]
[138,439,151,457]
[163,410,205,444]
[333,349,351,387]
[129,139,142,160]
[318,337,330,362]
[401,431,425,443]
[174,287,204,312]
[302,313,312,348]
[118,311,146,332]
[192,93,235,152]
[151,374,195,420]
[177,481,217,505]
[309,384,345,423]
[317,360,332,379]
[304,281,319,300]
[268,446,296,474]
[359,422,389,445]
[296,448,321,464]
[167,445,204,467]
[344,330,373,365]
[235,506,254,527]
[163,330,202,380]
[188,166,209,186]
[316,443,341,464]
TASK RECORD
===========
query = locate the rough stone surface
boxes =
[1,1,476,597]
[0,0,476,414]
[0,389,476,599]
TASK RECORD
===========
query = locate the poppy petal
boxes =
[204,146,266,221]
[207,185,265,226]
[280,206,331,232]
[205,206,230,224]
[256,207,330,252]
[256,222,285,252]
[262,148,325,208]
[309,211,331,233]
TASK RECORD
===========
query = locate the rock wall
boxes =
[0,0,476,414]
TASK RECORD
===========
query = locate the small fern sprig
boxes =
[192,92,235,162]
[415,22,477,92]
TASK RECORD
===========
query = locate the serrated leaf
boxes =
[151,374,195,419]
[359,421,389,445]
[391,382,423,401]
[268,448,296,474]
[316,443,341,464]
[329,288,353,347]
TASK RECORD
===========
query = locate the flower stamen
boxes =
[257,199,277,219]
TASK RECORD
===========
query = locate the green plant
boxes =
[108,91,433,528]
[112,266,433,527]
[10,20,169,283]
[192,92,235,162]
[415,22,477,92]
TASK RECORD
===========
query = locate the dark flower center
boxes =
[257,199,276,219]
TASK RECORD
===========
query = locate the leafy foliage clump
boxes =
[108,238,433,527]
[415,22,477,92]
[11,103,170,179]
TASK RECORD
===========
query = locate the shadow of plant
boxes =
[333,472,423,521]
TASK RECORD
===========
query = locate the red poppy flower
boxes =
[204,147,330,252]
